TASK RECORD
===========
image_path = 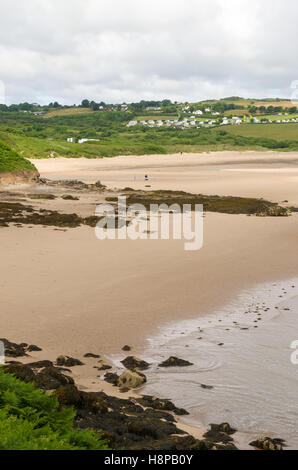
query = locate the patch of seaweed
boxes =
[0,201,103,228]
[107,190,290,217]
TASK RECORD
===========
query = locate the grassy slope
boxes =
[0,139,37,173]
[1,111,298,160]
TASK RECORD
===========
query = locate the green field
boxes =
[219,123,298,141]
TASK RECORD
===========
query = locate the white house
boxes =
[78,138,100,144]
[127,121,138,127]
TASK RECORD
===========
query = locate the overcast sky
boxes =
[0,0,297,104]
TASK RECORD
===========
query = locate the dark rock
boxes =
[54,385,108,414]
[26,345,42,352]
[136,395,189,416]
[56,356,84,367]
[121,356,150,371]
[122,345,132,352]
[3,363,35,383]
[158,356,194,368]
[209,423,236,435]
[0,338,28,357]
[61,195,79,201]
[104,372,120,386]
[203,423,236,444]
[97,364,112,371]
[249,437,285,451]
[34,366,74,390]
[201,384,214,390]
[84,353,100,358]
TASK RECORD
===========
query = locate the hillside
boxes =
[0,139,39,183]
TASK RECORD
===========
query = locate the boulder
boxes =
[121,356,150,371]
[34,366,74,390]
[118,370,147,389]
[56,356,84,367]
[122,345,132,352]
[158,356,194,368]
[249,437,285,451]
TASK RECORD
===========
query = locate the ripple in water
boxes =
[140,279,298,449]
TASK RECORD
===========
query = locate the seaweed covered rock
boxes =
[34,366,74,390]
[27,360,53,369]
[121,356,150,371]
[203,423,236,444]
[26,344,42,352]
[3,363,35,383]
[209,423,236,435]
[0,338,28,357]
[249,437,285,451]
[118,370,146,389]
[158,356,194,368]
[84,353,100,358]
[54,385,108,414]
[104,372,120,386]
[56,356,84,367]
[136,395,189,416]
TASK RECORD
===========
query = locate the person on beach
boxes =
[145,174,149,181]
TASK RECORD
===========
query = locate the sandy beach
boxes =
[1,151,297,355]
[1,151,298,446]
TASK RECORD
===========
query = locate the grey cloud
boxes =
[0,0,297,104]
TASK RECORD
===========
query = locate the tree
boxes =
[81,99,90,108]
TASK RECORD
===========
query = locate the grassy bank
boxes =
[0,140,37,173]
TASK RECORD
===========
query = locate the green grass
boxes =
[218,123,298,141]
[0,369,109,450]
[0,139,36,173]
[1,111,298,161]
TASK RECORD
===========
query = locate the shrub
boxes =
[0,369,109,450]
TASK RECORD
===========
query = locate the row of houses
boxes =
[67,138,100,144]
[127,115,298,130]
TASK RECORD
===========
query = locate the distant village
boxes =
[126,105,298,130]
